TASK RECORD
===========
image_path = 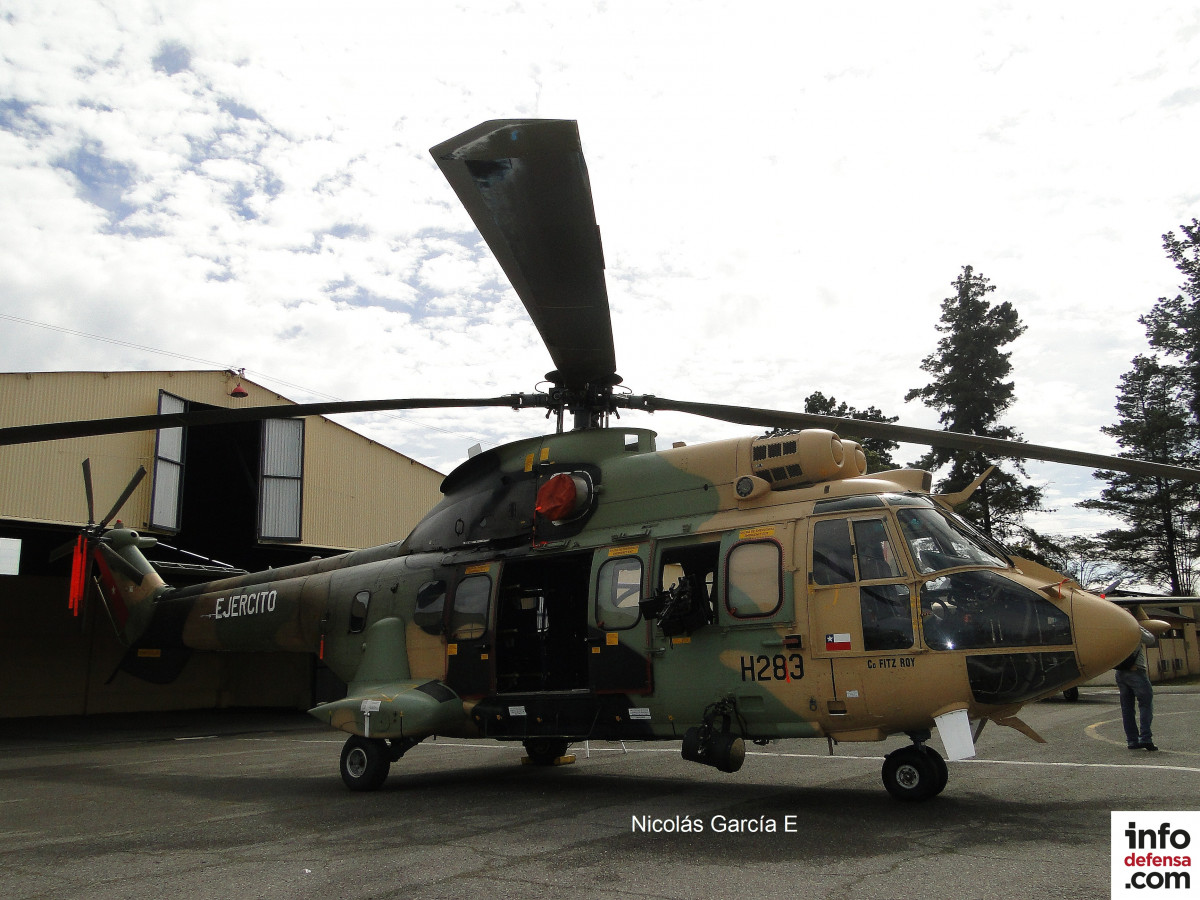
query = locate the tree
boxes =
[905,265,1044,544]
[1140,219,1200,419]
[799,391,900,472]
[1023,533,1127,592]
[1081,354,1200,595]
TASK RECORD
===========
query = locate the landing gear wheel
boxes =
[340,735,391,791]
[882,745,941,802]
[925,746,949,796]
[523,737,569,765]
[1063,687,1080,702]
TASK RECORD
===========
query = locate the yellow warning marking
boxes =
[739,526,776,540]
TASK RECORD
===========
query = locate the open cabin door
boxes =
[492,552,592,694]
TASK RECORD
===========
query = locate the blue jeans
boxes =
[1115,668,1154,746]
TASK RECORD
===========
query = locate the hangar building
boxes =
[0,370,445,718]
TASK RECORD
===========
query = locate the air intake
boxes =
[749,429,867,489]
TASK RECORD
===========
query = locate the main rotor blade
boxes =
[0,397,525,446]
[638,396,1200,484]
[431,119,616,390]
[98,466,147,529]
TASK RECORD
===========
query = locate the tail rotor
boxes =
[54,460,150,620]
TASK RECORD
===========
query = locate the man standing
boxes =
[1114,626,1158,751]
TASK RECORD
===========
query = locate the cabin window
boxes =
[652,542,721,634]
[349,591,370,633]
[449,574,491,640]
[414,580,447,635]
[725,541,783,618]
[596,557,643,630]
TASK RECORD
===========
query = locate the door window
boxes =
[596,557,643,630]
[810,516,914,651]
[449,575,491,640]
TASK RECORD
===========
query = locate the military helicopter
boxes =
[2,119,1195,802]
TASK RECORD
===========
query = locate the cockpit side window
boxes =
[812,519,855,585]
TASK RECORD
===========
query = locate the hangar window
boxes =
[259,418,304,541]
[149,391,186,532]
[0,537,20,575]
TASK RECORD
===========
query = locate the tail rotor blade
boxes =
[98,466,147,529]
[68,535,90,617]
[82,458,96,526]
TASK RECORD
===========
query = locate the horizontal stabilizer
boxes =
[310,680,466,740]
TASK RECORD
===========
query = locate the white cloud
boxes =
[1,0,1198,527]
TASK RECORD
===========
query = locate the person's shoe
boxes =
[1128,743,1141,750]
[1140,742,1159,751]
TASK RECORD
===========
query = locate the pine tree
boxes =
[1140,219,1200,419]
[1081,354,1200,594]
[905,265,1044,544]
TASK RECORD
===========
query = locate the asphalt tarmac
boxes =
[1,685,1198,900]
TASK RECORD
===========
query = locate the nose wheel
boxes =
[881,744,948,801]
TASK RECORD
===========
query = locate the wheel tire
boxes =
[523,737,569,765]
[924,746,949,796]
[340,735,391,791]
[1063,687,1080,702]
[882,746,939,802]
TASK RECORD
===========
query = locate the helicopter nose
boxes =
[1074,593,1141,679]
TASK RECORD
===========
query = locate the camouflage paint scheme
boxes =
[99,426,1139,763]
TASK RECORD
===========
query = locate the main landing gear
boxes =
[339,735,419,791]
[881,732,949,802]
[522,737,571,766]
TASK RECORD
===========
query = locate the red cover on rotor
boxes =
[535,473,579,521]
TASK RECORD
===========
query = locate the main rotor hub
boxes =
[545,371,623,431]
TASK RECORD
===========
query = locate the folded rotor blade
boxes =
[431,119,616,390]
[638,396,1200,484]
[0,397,523,446]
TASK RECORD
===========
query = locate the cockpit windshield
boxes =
[890,498,1010,574]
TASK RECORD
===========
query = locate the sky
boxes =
[2,1,1198,539]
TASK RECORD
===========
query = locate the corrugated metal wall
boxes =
[0,370,444,548]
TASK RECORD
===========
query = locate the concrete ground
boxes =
[1,684,1198,900]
